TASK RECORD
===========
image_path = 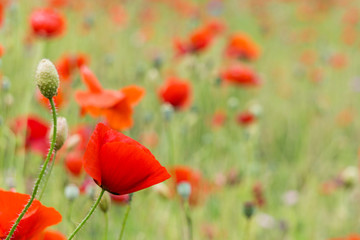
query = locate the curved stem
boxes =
[38,152,56,201]
[118,203,131,240]
[103,212,108,240]
[68,189,105,240]
[6,98,57,240]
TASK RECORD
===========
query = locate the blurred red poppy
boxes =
[56,53,88,82]
[159,77,191,109]
[174,20,224,56]
[36,85,65,109]
[226,33,260,60]
[170,166,208,206]
[46,0,69,8]
[65,152,83,176]
[211,110,227,128]
[12,116,50,156]
[75,66,145,131]
[0,44,4,58]
[221,65,261,87]
[0,190,62,240]
[83,123,171,195]
[0,2,5,28]
[30,8,66,38]
[236,111,256,126]
[330,234,360,240]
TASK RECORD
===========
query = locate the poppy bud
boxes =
[65,184,79,201]
[161,103,174,121]
[99,192,111,213]
[341,166,358,188]
[50,116,68,151]
[1,77,10,91]
[177,181,192,201]
[243,201,255,219]
[35,59,59,99]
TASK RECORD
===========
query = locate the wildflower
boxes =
[0,190,62,239]
[159,77,192,109]
[30,8,66,38]
[83,123,170,195]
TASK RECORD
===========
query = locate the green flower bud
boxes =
[99,192,111,213]
[243,201,255,219]
[50,117,68,151]
[177,181,192,201]
[35,59,59,99]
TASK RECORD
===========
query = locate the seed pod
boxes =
[35,59,59,99]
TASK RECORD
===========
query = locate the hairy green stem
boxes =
[118,203,132,240]
[6,98,57,240]
[184,201,193,240]
[38,152,56,201]
[68,189,105,240]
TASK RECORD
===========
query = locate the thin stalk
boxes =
[184,201,193,240]
[118,203,131,240]
[38,152,56,201]
[103,212,108,240]
[68,189,105,240]
[5,98,57,240]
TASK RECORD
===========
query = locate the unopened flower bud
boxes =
[65,184,79,201]
[161,103,174,121]
[50,117,68,151]
[35,59,59,99]
[341,166,358,188]
[243,201,255,219]
[99,192,111,213]
[177,181,192,200]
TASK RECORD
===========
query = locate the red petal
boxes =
[99,142,170,195]
[79,66,103,93]
[121,85,145,106]
[75,89,124,109]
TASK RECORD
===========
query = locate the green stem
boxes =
[118,203,131,240]
[104,212,108,240]
[38,152,56,201]
[243,219,251,240]
[184,201,193,240]
[5,98,57,240]
[68,189,105,240]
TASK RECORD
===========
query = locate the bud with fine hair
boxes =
[35,59,59,99]
[99,192,111,213]
[50,117,68,151]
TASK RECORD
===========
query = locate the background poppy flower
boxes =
[225,33,260,60]
[221,65,261,87]
[159,77,192,109]
[83,123,171,195]
[236,111,256,126]
[0,190,62,240]
[75,66,145,131]
[12,116,50,156]
[30,8,66,38]
[56,53,89,82]
[110,193,131,205]
[170,166,208,206]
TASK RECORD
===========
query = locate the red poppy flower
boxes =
[221,65,261,87]
[236,111,256,126]
[30,8,66,38]
[110,5,127,27]
[330,234,360,240]
[211,110,227,128]
[0,44,5,58]
[170,166,208,206]
[75,66,145,131]
[56,53,88,82]
[46,0,69,8]
[159,77,191,109]
[174,20,223,56]
[0,190,62,240]
[12,116,50,156]
[0,2,5,28]
[83,123,171,195]
[33,230,66,240]
[225,33,260,60]
[65,152,83,176]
